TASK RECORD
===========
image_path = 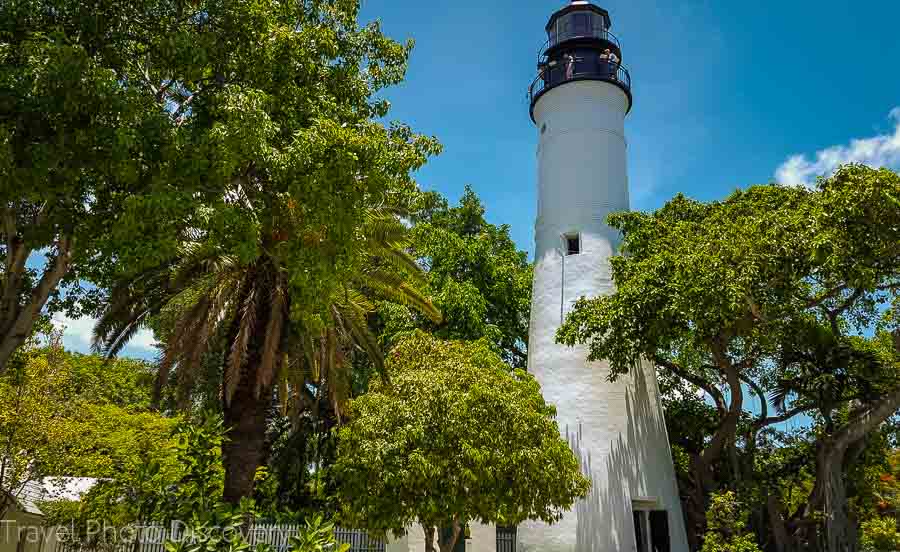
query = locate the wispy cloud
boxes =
[51,313,157,357]
[775,108,900,186]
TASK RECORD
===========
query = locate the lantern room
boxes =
[529,1,632,120]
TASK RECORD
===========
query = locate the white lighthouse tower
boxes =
[518,3,688,552]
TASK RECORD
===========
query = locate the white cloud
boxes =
[775,108,900,186]
[51,313,157,356]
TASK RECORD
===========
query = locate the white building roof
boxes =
[8,477,99,517]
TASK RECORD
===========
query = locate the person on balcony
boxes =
[600,48,619,78]
[564,53,575,80]
[609,50,620,75]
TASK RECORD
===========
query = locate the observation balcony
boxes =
[529,57,632,121]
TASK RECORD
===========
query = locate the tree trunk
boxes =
[423,526,437,552]
[803,384,900,552]
[767,494,790,552]
[815,443,852,552]
[221,270,275,505]
[438,520,462,552]
[0,236,72,372]
[683,456,709,551]
[222,367,272,504]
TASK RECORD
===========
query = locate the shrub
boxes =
[700,491,762,552]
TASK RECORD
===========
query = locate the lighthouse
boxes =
[518,2,688,552]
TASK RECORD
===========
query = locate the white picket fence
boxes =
[53,523,385,552]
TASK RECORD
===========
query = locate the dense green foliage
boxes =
[559,165,900,551]
[378,187,532,368]
[262,187,532,515]
[0,0,203,371]
[0,338,175,517]
[8,0,446,504]
[700,492,762,552]
[51,418,350,552]
[4,0,898,550]
[331,332,588,552]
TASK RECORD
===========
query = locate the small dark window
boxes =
[565,234,580,255]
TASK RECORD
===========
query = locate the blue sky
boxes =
[359,0,900,255]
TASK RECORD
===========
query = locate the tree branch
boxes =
[741,374,767,422]
[653,354,726,416]
[804,284,849,309]
[753,405,813,432]
[831,383,900,453]
[701,340,744,467]
[830,288,865,318]
[0,235,73,372]
[0,207,29,334]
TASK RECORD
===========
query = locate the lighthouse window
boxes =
[572,13,589,36]
[565,234,580,255]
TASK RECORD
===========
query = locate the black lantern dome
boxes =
[529,1,632,120]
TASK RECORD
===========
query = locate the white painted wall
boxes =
[518,80,688,552]
[0,506,46,552]
[386,523,496,552]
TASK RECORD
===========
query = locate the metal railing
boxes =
[53,523,385,552]
[496,526,517,552]
[529,60,632,106]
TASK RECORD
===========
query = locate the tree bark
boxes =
[0,236,73,372]
[803,385,900,552]
[438,519,462,552]
[423,526,436,552]
[768,494,790,552]
[221,366,272,504]
[656,349,744,551]
[682,458,707,551]
[221,270,275,505]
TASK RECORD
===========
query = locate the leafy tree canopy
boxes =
[378,187,532,368]
[0,342,176,517]
[331,332,588,552]
[1,0,441,375]
[558,165,900,550]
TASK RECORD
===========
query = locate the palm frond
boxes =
[363,211,410,248]
[335,303,388,385]
[363,274,442,323]
[369,245,427,287]
[92,266,171,356]
[324,328,350,424]
[769,379,795,414]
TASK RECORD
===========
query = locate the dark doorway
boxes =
[649,510,670,552]
[633,511,647,552]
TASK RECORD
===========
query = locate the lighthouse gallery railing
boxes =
[528,62,632,106]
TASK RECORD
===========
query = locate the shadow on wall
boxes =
[574,362,681,552]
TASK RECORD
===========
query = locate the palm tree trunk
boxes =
[221,269,276,505]
[222,366,272,504]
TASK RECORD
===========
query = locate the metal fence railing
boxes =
[496,526,517,552]
[53,524,384,552]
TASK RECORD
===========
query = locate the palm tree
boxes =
[93,207,440,503]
